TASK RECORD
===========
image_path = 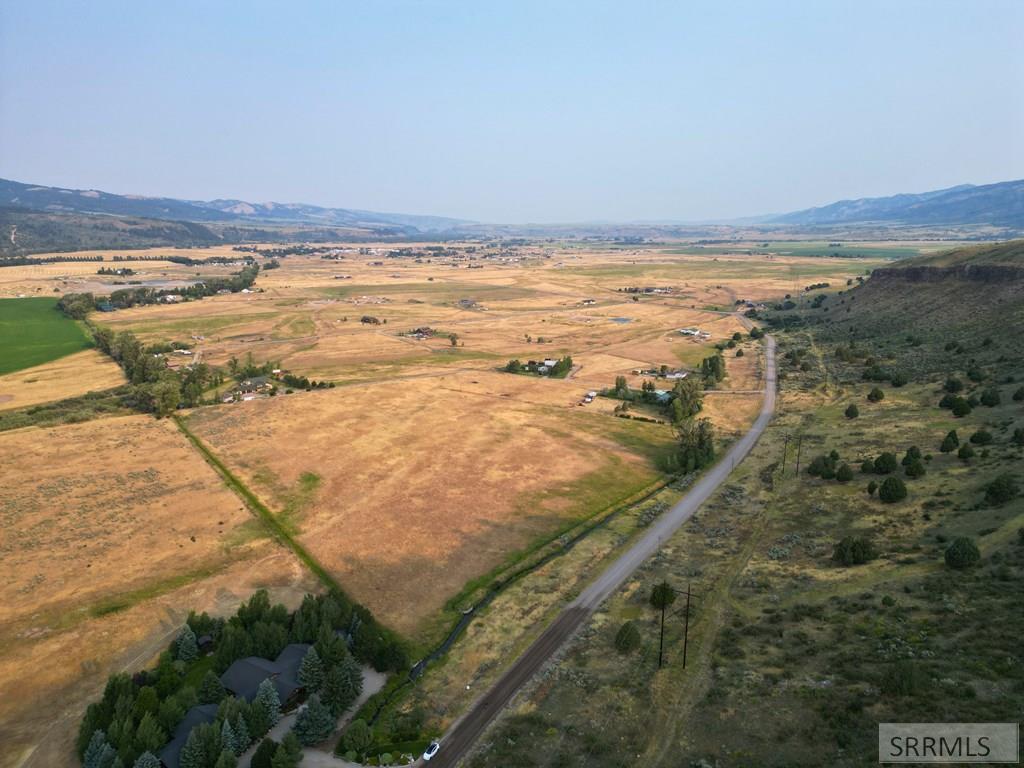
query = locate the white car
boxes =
[423,741,441,761]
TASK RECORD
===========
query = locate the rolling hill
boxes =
[0,178,472,234]
[772,179,1024,228]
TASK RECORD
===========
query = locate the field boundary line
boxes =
[171,415,347,599]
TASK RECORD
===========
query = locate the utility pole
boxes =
[794,435,803,477]
[780,433,790,475]
[658,599,666,669]
[682,584,692,669]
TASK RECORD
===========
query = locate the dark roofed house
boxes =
[159,703,218,768]
[219,643,310,707]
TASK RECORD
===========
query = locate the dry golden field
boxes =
[0,414,316,767]
[0,349,125,411]
[0,240,900,767]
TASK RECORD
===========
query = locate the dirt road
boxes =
[427,335,777,767]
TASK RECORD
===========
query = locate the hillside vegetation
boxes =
[470,240,1023,768]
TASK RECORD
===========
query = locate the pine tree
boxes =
[179,727,207,768]
[246,699,271,741]
[96,744,121,768]
[220,719,237,757]
[298,647,325,693]
[199,670,226,705]
[293,694,334,745]
[255,678,282,726]
[134,712,166,755]
[177,625,199,663]
[940,430,959,453]
[251,738,279,768]
[280,732,302,762]
[84,730,109,768]
[233,714,250,755]
[133,753,161,768]
[214,750,238,768]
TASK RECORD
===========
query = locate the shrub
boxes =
[904,459,926,479]
[1013,386,1024,402]
[980,387,1001,407]
[901,446,922,465]
[951,397,972,417]
[845,404,859,419]
[881,660,928,696]
[1012,428,1024,447]
[985,474,1019,506]
[890,372,908,388]
[878,476,907,503]
[958,443,975,461]
[939,430,959,453]
[874,453,898,475]
[614,621,641,654]
[944,377,963,393]
[938,393,956,409]
[867,387,884,402]
[867,480,878,496]
[944,537,981,569]
[833,536,875,566]
[969,430,993,445]
[836,463,854,482]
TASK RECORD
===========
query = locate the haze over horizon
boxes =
[2,0,1022,224]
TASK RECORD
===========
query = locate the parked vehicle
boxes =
[423,741,441,761]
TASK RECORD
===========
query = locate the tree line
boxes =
[77,590,406,768]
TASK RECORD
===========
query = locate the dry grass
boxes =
[0,349,125,412]
[186,373,672,637]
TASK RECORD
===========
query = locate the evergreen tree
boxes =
[78,706,104,761]
[340,719,372,756]
[246,699,271,741]
[251,738,279,768]
[214,750,238,768]
[867,387,884,402]
[84,730,109,768]
[836,463,854,482]
[177,625,199,663]
[940,430,959,453]
[879,476,908,503]
[298,647,325,693]
[178,728,207,768]
[294,694,334,745]
[958,443,975,461]
[255,678,282,726]
[233,714,250,755]
[133,753,161,768]
[199,670,226,705]
[845,403,859,419]
[945,537,981,569]
[132,687,159,721]
[134,712,166,756]
[220,719,237,757]
[96,744,121,768]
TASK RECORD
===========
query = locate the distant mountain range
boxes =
[2,176,1022,255]
[0,178,472,234]
[770,179,1024,228]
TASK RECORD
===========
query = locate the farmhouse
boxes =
[219,643,311,705]
[158,703,218,768]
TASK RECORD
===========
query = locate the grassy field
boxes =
[0,297,92,375]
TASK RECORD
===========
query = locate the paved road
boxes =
[426,335,777,767]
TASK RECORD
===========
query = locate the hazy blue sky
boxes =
[1,1,1022,223]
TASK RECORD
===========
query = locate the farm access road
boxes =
[426,334,777,768]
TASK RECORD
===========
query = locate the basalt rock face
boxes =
[872,264,1024,285]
